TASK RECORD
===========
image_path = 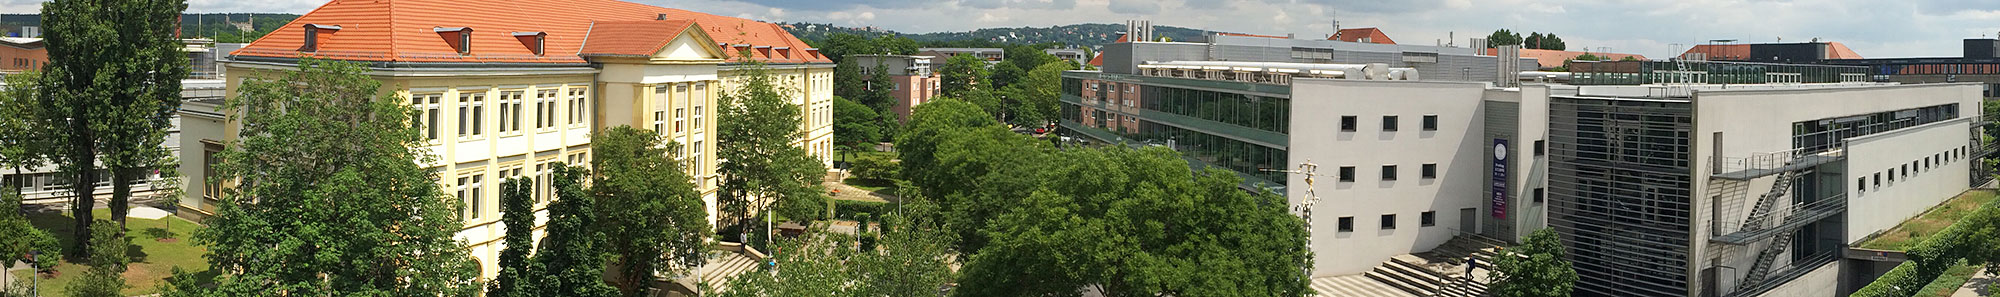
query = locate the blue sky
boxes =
[6,0,1999,58]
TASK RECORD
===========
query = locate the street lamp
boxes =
[1262,160,1325,287]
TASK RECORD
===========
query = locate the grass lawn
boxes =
[842,177,896,193]
[1916,262,1981,297]
[1857,190,1998,251]
[11,208,212,296]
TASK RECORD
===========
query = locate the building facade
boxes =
[848,54,940,121]
[918,47,1004,64]
[0,37,45,74]
[178,0,831,282]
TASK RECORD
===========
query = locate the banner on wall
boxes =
[1493,139,1509,219]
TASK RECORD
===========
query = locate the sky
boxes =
[6,0,2000,58]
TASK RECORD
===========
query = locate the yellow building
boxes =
[176,0,833,281]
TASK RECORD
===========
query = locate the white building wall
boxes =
[1845,118,1975,242]
[1688,83,1982,296]
[1753,261,1840,297]
[1289,79,1491,277]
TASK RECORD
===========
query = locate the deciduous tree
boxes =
[535,163,620,297]
[591,126,712,296]
[38,0,189,251]
[1010,61,1077,126]
[1489,228,1579,297]
[939,54,990,98]
[489,177,541,297]
[718,63,829,243]
[65,220,127,297]
[191,58,480,296]
[832,97,883,149]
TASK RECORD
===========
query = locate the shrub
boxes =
[835,200,889,221]
[850,154,900,181]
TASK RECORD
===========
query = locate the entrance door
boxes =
[1460,208,1477,234]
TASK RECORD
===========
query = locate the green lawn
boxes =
[1857,190,1999,251]
[842,177,896,193]
[11,208,212,296]
[1917,262,1981,297]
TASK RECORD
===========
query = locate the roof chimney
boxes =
[658,14,670,20]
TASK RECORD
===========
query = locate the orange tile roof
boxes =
[1680,44,1749,60]
[577,20,697,57]
[1679,43,1865,60]
[231,0,829,64]
[1331,28,1395,45]
[1826,42,1864,59]
[1487,48,1648,69]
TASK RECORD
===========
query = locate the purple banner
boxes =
[1492,139,1509,219]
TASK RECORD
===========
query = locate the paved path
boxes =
[1311,274,1417,297]
[1957,270,1997,297]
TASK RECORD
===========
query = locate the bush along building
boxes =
[1063,25,1984,297]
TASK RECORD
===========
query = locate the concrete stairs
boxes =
[1364,235,1506,297]
[698,251,762,293]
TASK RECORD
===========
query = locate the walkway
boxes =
[1311,274,1417,297]
[1956,270,1997,297]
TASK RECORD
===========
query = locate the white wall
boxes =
[1289,79,1491,277]
[1846,118,1974,242]
[1688,83,1982,295]
[1754,261,1840,297]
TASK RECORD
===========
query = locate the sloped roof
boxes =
[231,0,829,64]
[1488,48,1648,69]
[1681,44,1750,60]
[1826,42,1864,59]
[576,20,697,57]
[1331,28,1395,45]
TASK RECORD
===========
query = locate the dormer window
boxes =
[754,46,771,58]
[301,24,341,52]
[774,47,790,59]
[513,31,547,56]
[435,27,473,54]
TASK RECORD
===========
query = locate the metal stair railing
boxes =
[1737,170,1800,234]
[1737,231,1794,291]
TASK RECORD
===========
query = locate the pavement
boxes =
[1956,270,1998,297]
[1310,274,1417,297]
[823,170,895,203]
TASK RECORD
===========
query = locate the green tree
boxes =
[953,89,1004,123]
[1488,228,1579,297]
[66,220,128,297]
[535,163,620,297]
[489,177,541,297]
[927,126,1050,254]
[191,58,479,296]
[833,96,883,148]
[718,63,829,243]
[988,62,1025,90]
[715,235,856,297]
[834,59,865,99]
[1486,29,1523,48]
[39,0,189,250]
[1541,34,1567,51]
[864,63,897,114]
[894,99,1000,200]
[1010,61,1077,125]
[1620,56,1642,61]
[939,54,991,98]
[954,147,1312,296]
[591,126,713,296]
[1525,32,1545,49]
[851,198,957,297]
[0,192,60,271]
[1574,53,1605,62]
[0,72,53,197]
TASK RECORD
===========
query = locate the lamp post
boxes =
[1262,160,1325,289]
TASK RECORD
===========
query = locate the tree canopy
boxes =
[1488,228,1579,297]
[488,177,540,297]
[590,126,712,296]
[939,54,991,98]
[832,96,884,148]
[37,0,189,251]
[533,163,621,297]
[718,63,829,243]
[186,58,480,296]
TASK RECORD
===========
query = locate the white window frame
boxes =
[412,93,443,143]
[458,92,487,141]
[675,108,686,133]
[568,87,590,128]
[536,89,559,132]
[499,90,525,136]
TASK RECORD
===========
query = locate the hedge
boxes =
[1851,198,2000,297]
[834,199,890,221]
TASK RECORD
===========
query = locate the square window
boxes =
[1420,211,1436,227]
[1339,166,1356,182]
[1534,140,1545,156]
[1340,116,1358,132]
[1382,116,1399,131]
[1338,217,1354,232]
[1381,165,1398,181]
[1381,214,1397,230]
[1422,115,1438,131]
[1421,163,1437,179]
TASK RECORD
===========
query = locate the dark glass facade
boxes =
[1059,74,1290,187]
[1547,97,1695,297]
